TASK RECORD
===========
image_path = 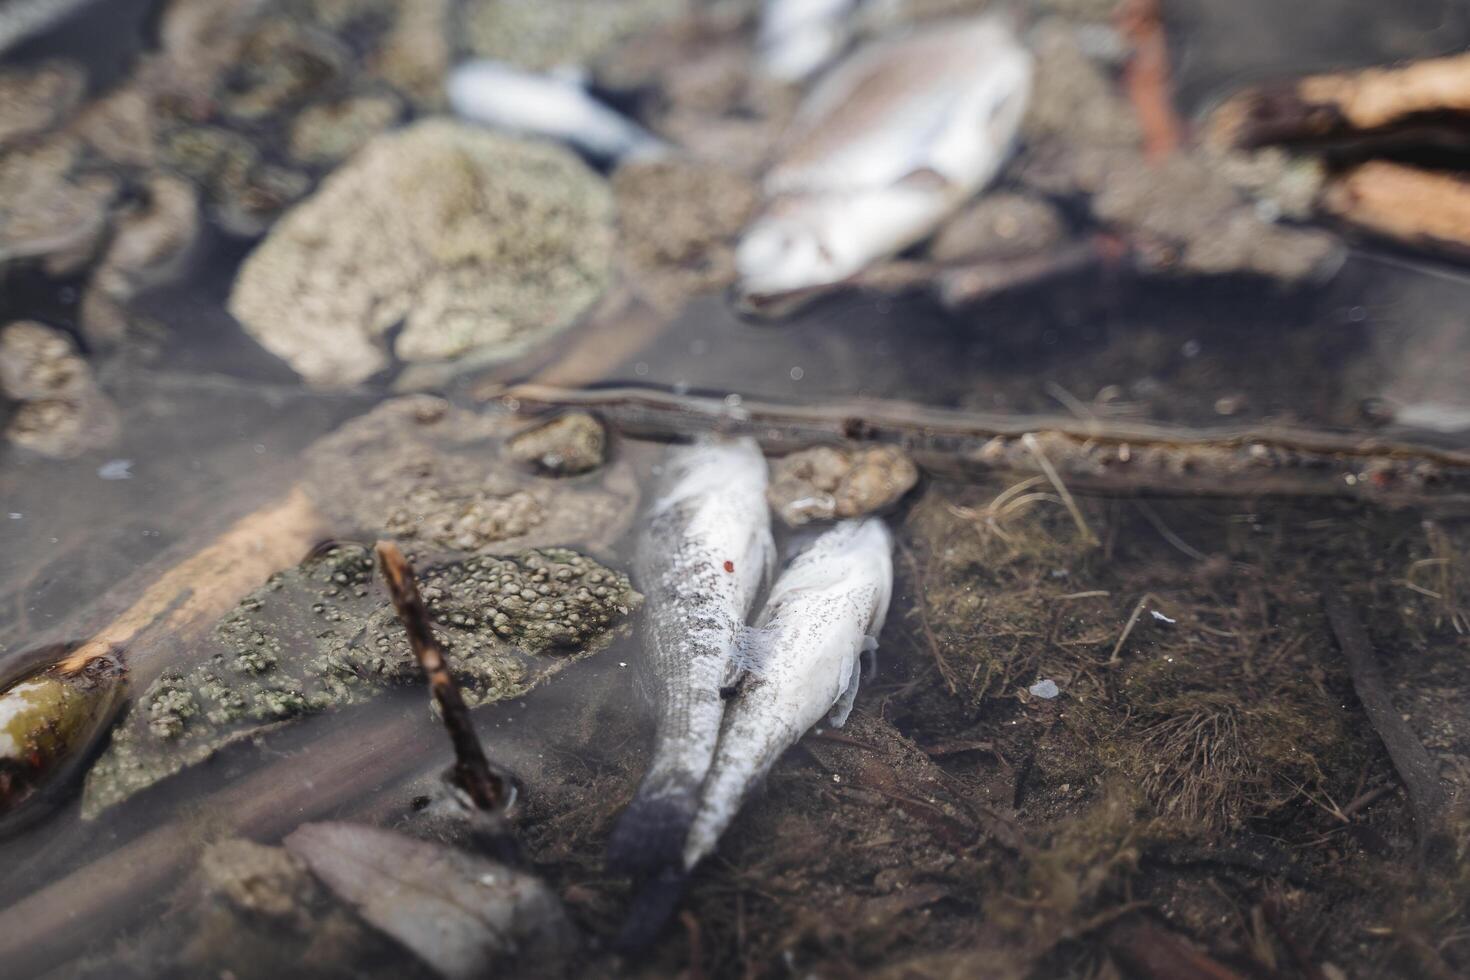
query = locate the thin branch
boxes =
[1321,588,1448,853]
[375,541,508,813]
[481,383,1470,512]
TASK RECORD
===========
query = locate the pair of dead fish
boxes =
[736,14,1035,313]
[608,438,893,893]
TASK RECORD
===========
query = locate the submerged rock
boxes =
[0,321,119,457]
[1016,19,1341,282]
[0,136,117,274]
[613,157,759,311]
[79,175,200,341]
[0,60,85,151]
[767,445,919,526]
[287,94,402,164]
[285,821,577,979]
[83,542,640,816]
[928,192,1068,264]
[228,121,615,388]
[457,0,688,71]
[302,397,638,554]
[506,413,607,477]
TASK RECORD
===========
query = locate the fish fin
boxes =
[613,867,691,952]
[861,634,880,677]
[894,166,953,192]
[605,780,700,876]
[827,656,862,728]
[547,63,589,87]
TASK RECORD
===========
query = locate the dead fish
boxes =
[758,0,858,83]
[681,517,892,869]
[735,15,1033,312]
[0,648,125,835]
[447,60,667,164]
[616,519,892,948]
[605,437,775,874]
[284,821,576,979]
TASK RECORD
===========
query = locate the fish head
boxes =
[734,200,845,304]
[733,186,947,317]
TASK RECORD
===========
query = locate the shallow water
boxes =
[2,0,1469,977]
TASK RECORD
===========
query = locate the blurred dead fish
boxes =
[618,518,893,947]
[0,0,95,54]
[0,648,125,836]
[605,437,775,875]
[284,821,576,979]
[758,0,858,83]
[735,15,1033,314]
[447,60,668,165]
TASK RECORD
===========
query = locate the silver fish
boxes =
[758,0,858,83]
[447,59,668,164]
[606,437,775,874]
[735,15,1033,311]
[680,517,893,870]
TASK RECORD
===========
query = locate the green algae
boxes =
[82,544,640,817]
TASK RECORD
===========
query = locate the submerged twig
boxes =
[897,544,959,696]
[55,486,328,679]
[1105,918,1249,980]
[1320,588,1448,852]
[1108,592,1163,666]
[375,541,509,814]
[483,383,1470,512]
[1116,0,1183,161]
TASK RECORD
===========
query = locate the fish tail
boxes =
[613,867,690,952]
[605,770,701,875]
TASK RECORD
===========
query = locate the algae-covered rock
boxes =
[287,94,402,164]
[0,60,85,151]
[228,120,615,388]
[0,321,119,457]
[768,446,919,526]
[613,157,759,311]
[506,413,607,477]
[0,136,117,273]
[83,542,640,816]
[458,0,689,71]
[1015,19,1341,283]
[302,397,638,555]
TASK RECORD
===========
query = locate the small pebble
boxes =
[97,459,132,480]
[1029,679,1060,699]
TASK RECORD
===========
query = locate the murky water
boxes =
[2,0,1469,977]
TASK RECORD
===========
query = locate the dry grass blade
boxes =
[1022,432,1099,547]
[1109,592,1163,665]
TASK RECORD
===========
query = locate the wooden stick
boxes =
[1105,918,1249,980]
[374,541,507,813]
[55,485,328,679]
[1116,0,1184,161]
[481,383,1470,512]
[1321,589,1447,851]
